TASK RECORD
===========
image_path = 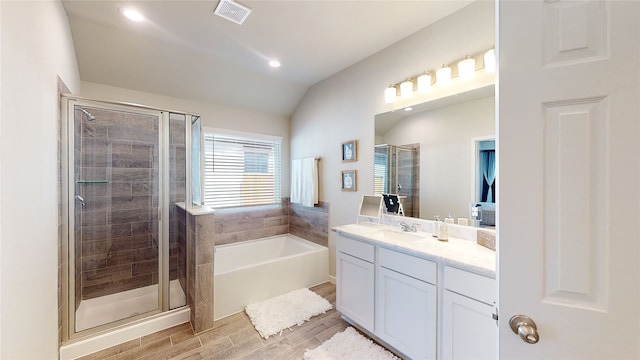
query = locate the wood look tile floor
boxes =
[78,282,351,360]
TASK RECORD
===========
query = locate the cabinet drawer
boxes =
[444,266,495,305]
[379,247,437,284]
[337,235,375,263]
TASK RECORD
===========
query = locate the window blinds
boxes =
[203,132,282,209]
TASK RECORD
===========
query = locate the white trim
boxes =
[59,308,190,360]
[203,126,282,142]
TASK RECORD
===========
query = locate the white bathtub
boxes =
[214,234,329,320]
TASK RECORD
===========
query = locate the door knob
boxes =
[509,315,539,344]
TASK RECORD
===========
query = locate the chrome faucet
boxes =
[399,221,417,232]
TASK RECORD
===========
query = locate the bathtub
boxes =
[214,234,329,320]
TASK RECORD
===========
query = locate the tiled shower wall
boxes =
[399,144,420,218]
[76,108,162,300]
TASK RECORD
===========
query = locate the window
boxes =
[476,139,496,203]
[203,129,282,209]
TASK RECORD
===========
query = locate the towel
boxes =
[291,157,318,207]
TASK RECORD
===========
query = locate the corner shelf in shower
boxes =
[76,180,110,184]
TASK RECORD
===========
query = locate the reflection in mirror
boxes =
[191,116,202,206]
[374,144,419,218]
[474,139,495,226]
[358,194,383,224]
[374,85,495,225]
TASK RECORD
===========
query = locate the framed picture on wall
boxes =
[341,170,357,191]
[341,140,357,162]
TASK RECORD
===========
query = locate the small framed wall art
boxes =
[341,170,357,191]
[341,140,357,162]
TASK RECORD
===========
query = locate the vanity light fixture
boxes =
[120,7,145,22]
[417,72,432,93]
[458,56,476,80]
[484,49,496,73]
[383,47,495,103]
[436,65,452,87]
[385,85,398,103]
[400,79,414,98]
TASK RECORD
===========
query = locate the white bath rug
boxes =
[245,288,332,339]
[303,327,399,360]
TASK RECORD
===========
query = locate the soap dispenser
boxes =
[432,216,440,238]
[438,220,449,242]
[445,212,455,224]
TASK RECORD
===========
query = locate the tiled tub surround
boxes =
[185,208,216,333]
[176,199,330,333]
[290,201,329,247]
[212,198,329,247]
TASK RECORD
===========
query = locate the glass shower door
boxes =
[71,101,163,332]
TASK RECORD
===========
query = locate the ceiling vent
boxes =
[214,0,252,25]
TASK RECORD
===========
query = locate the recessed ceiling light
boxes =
[269,59,281,68]
[404,107,413,111]
[120,7,145,22]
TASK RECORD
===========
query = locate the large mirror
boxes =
[374,85,495,226]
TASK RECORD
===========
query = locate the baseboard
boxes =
[59,307,190,360]
[328,275,336,284]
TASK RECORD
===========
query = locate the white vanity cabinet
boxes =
[336,234,375,332]
[335,228,496,360]
[376,248,437,360]
[441,266,497,359]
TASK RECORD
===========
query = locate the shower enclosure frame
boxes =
[60,95,200,341]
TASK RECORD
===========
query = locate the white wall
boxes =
[290,1,494,276]
[380,96,495,220]
[0,0,80,358]
[80,82,291,196]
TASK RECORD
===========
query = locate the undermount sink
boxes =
[373,229,429,243]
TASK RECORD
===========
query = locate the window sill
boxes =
[211,204,281,214]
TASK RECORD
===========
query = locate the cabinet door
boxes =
[336,251,375,331]
[376,267,437,360]
[441,290,497,359]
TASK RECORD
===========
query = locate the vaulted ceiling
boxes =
[63,0,472,117]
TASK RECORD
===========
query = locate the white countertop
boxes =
[332,223,496,278]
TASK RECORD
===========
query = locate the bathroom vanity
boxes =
[333,223,496,360]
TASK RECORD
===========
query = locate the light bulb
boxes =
[400,79,413,98]
[458,56,476,80]
[484,49,496,73]
[417,73,432,93]
[384,85,397,103]
[121,8,145,22]
[436,65,452,87]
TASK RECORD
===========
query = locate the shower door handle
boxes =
[75,195,86,207]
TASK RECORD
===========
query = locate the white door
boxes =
[499,1,640,358]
